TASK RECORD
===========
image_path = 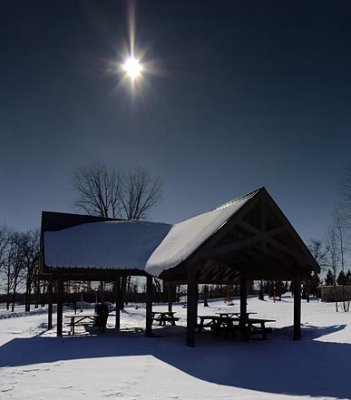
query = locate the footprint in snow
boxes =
[104,391,123,397]
[52,362,64,367]
[1,386,14,393]
[23,368,41,373]
[122,380,138,385]
[12,370,24,375]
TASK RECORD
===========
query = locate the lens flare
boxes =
[123,56,143,81]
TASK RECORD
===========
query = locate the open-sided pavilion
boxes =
[40,187,319,346]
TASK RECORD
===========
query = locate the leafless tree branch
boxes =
[73,163,123,218]
[121,167,162,220]
[73,164,162,220]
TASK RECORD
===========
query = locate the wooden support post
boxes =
[240,272,248,340]
[167,283,173,313]
[186,269,198,347]
[240,272,247,321]
[259,278,264,301]
[56,273,63,337]
[145,275,153,336]
[48,282,53,330]
[121,275,126,311]
[115,276,121,331]
[293,278,301,340]
[100,280,104,304]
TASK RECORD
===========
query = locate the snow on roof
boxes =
[44,189,260,275]
[44,221,172,270]
[145,189,259,276]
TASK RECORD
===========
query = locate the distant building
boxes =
[319,285,351,302]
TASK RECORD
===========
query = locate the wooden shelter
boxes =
[40,211,156,337]
[40,187,319,345]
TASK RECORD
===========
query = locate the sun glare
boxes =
[123,56,143,81]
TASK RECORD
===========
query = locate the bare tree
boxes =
[19,230,40,312]
[0,225,9,272]
[325,224,339,311]
[73,163,123,218]
[6,232,26,312]
[339,169,351,261]
[0,228,14,310]
[119,168,161,307]
[308,239,327,269]
[0,227,42,311]
[121,168,162,220]
[324,207,349,312]
[73,164,162,308]
[300,239,326,301]
[73,164,162,221]
[340,168,351,229]
[0,226,10,307]
[334,207,349,311]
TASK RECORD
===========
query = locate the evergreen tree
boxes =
[346,270,351,284]
[309,273,321,297]
[325,269,335,285]
[302,272,321,301]
[337,270,348,286]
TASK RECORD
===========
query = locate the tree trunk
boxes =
[258,279,264,300]
[25,288,31,312]
[35,274,40,308]
[25,274,31,312]
[11,278,17,312]
[6,270,11,310]
[6,285,10,310]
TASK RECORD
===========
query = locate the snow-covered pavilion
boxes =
[40,187,319,345]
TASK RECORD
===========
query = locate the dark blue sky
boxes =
[1,0,350,243]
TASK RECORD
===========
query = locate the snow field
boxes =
[1,296,351,400]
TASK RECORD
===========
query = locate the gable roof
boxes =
[41,187,319,282]
[145,189,259,276]
[157,186,319,282]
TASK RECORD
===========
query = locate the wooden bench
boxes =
[197,316,236,338]
[246,318,276,340]
[152,311,179,326]
[64,313,98,335]
[197,315,275,340]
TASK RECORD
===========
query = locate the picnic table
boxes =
[197,314,275,340]
[151,311,179,326]
[197,315,222,332]
[215,312,257,318]
[245,318,276,340]
[216,312,237,318]
[64,312,98,335]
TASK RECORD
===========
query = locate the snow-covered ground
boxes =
[1,295,351,400]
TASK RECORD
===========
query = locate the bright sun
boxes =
[123,56,143,81]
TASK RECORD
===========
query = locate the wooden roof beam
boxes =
[196,236,264,261]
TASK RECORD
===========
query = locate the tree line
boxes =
[294,169,351,310]
[0,226,40,311]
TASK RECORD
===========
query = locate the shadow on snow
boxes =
[0,324,349,399]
